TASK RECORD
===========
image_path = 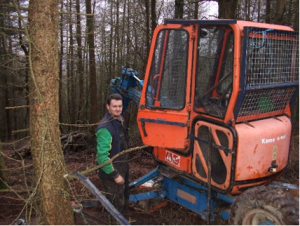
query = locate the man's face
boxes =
[107,99,123,117]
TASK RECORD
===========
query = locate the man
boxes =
[96,93,129,215]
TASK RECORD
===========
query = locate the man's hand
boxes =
[114,175,124,184]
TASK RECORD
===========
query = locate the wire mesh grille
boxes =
[238,87,296,118]
[246,29,299,87]
[237,28,298,120]
[161,30,187,108]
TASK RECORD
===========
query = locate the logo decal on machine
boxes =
[262,134,286,144]
[165,150,180,167]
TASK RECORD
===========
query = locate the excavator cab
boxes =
[137,19,299,194]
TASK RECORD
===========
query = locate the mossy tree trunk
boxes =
[28,0,74,224]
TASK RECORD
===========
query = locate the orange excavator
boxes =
[106,19,299,224]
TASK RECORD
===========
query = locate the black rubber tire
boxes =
[230,185,299,225]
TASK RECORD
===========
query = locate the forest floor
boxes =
[0,130,299,225]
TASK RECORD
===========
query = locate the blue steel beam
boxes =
[128,166,237,221]
[129,167,160,188]
[129,189,167,203]
[76,173,130,225]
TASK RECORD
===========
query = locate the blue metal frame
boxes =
[163,176,215,220]
[258,220,275,225]
[129,189,168,203]
[110,66,143,114]
[129,167,160,187]
[128,166,235,221]
[128,166,299,223]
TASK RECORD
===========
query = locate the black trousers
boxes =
[100,164,129,215]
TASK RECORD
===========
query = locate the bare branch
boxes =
[66,145,149,179]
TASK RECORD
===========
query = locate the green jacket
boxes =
[96,128,116,175]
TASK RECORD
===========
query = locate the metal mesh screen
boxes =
[238,87,296,118]
[246,29,299,87]
[237,28,298,120]
[160,30,188,108]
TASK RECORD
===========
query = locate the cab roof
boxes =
[164,19,294,32]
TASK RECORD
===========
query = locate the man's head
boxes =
[106,93,123,117]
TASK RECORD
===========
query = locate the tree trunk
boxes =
[17,0,29,138]
[274,0,286,24]
[121,0,126,66]
[293,0,299,31]
[194,0,199,19]
[68,1,76,124]
[5,39,14,141]
[266,0,271,23]
[245,0,250,21]
[59,2,68,133]
[151,0,157,38]
[293,0,300,121]
[0,140,7,189]
[0,32,8,140]
[257,0,261,21]
[116,0,120,70]
[145,1,151,56]
[108,1,113,86]
[28,0,74,224]
[218,0,239,19]
[86,0,98,127]
[175,0,184,19]
[76,0,85,121]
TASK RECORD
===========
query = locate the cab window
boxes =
[146,29,188,110]
[194,26,234,118]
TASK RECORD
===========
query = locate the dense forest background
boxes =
[0,0,299,141]
[0,0,299,224]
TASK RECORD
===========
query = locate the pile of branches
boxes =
[12,132,95,159]
[61,132,96,153]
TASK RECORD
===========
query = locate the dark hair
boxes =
[106,93,123,105]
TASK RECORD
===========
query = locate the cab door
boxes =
[137,24,195,153]
[191,24,236,191]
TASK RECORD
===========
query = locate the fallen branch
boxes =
[13,142,31,159]
[0,189,32,193]
[66,145,149,180]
